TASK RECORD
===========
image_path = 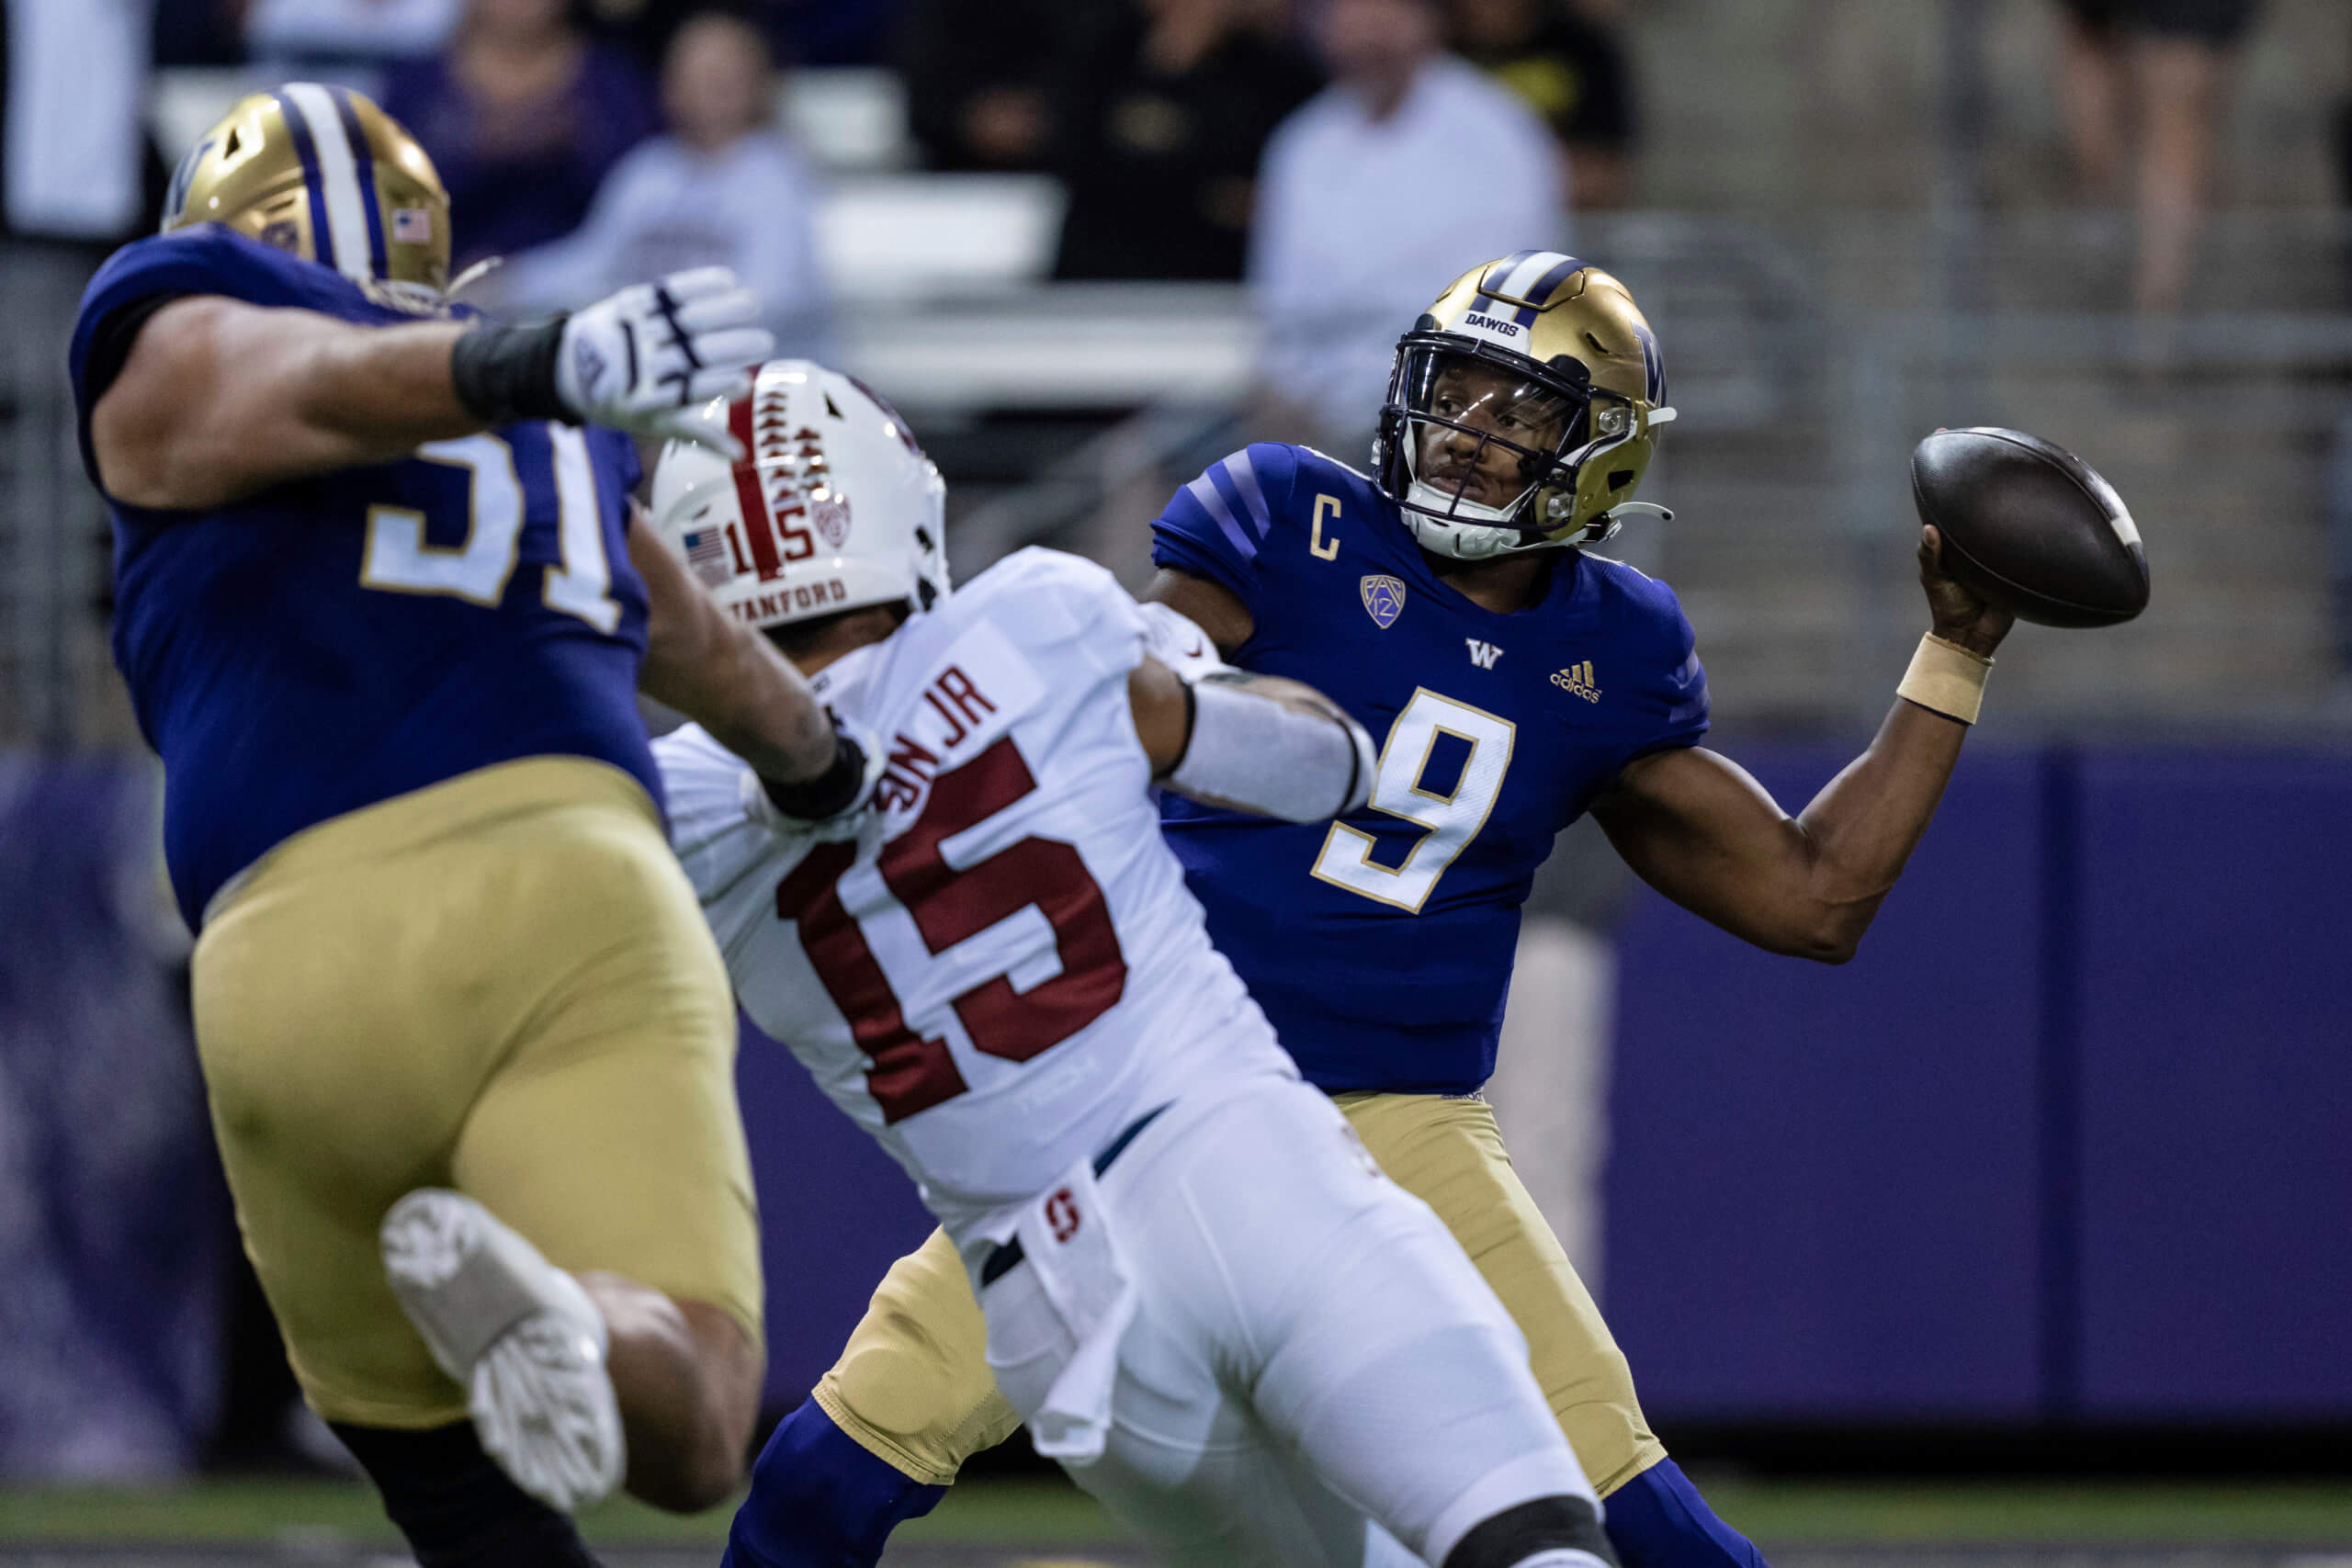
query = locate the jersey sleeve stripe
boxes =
[1184,473,1259,563]
[1220,453,1273,540]
[279,85,375,285]
[327,86,391,278]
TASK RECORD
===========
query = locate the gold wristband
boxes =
[1897,633,1993,725]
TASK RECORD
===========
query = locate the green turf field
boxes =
[3,1476,2351,1555]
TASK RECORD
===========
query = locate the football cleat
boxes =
[380,1190,626,1514]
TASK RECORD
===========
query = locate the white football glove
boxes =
[554,267,771,457]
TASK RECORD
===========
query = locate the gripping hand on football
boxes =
[554,269,771,456]
[1917,525,2014,659]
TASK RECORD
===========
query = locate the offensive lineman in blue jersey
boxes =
[68,88,885,1568]
[721,255,2017,1568]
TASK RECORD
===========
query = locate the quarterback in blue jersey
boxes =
[69,87,883,1568]
[722,254,2015,1568]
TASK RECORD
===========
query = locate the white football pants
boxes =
[973,1075,1598,1567]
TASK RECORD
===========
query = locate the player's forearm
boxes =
[284,315,481,456]
[1785,696,1970,953]
[632,524,836,784]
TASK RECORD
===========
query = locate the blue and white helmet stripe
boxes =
[327,86,391,275]
[1634,321,1667,406]
[1477,249,1586,327]
[276,84,381,284]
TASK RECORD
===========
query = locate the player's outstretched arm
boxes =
[1589,526,2015,964]
[631,517,843,795]
[92,299,478,506]
[91,268,770,509]
[1130,653,1376,823]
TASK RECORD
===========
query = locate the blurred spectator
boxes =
[2053,0,2262,313]
[1250,0,1566,450]
[5,0,151,246]
[493,9,831,357]
[900,0,1071,172]
[1051,0,1320,281]
[245,0,460,77]
[1447,0,1635,209]
[380,0,659,270]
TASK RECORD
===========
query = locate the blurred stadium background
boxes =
[3,0,2350,1562]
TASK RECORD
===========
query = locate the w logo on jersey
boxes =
[1464,639,1504,670]
[1361,575,1407,629]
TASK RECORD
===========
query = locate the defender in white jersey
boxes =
[650,363,1617,1568]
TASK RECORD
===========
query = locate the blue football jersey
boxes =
[1151,443,1710,1094]
[68,227,658,930]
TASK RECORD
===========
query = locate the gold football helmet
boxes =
[1374,251,1677,558]
[160,85,450,299]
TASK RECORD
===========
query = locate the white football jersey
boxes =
[658,548,1296,1232]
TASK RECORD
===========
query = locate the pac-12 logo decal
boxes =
[810,495,852,549]
[1360,575,1408,629]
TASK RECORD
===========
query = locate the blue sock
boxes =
[1601,1458,1770,1568]
[722,1396,945,1568]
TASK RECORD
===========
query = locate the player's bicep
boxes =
[92,297,471,508]
[1138,568,1254,654]
[1589,745,1826,951]
[88,296,249,503]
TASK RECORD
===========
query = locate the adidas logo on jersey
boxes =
[1551,660,1601,702]
[1464,639,1504,670]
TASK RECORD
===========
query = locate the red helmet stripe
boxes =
[728,396,783,580]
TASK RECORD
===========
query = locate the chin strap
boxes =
[1602,501,1674,525]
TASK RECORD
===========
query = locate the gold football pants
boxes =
[812,1089,1667,1495]
[192,756,762,1428]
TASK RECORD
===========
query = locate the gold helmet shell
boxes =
[1374,251,1676,559]
[161,85,450,298]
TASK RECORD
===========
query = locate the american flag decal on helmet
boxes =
[681,529,731,586]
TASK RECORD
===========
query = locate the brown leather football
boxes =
[1909,428,2149,628]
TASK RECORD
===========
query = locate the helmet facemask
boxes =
[1379,338,1631,560]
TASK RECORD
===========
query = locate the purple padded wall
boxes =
[1604,745,2045,1417]
[2075,750,2352,1414]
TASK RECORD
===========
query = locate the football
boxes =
[1909,428,2149,627]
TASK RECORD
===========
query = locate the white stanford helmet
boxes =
[650,360,949,631]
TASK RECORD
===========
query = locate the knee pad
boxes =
[331,1420,601,1568]
[1444,1495,1618,1568]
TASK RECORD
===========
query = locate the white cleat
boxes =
[380,1189,627,1514]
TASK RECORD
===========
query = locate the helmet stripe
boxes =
[327,86,390,277]
[1634,323,1667,404]
[279,84,374,284]
[1524,254,1585,310]
[1486,250,1581,327]
[726,396,785,580]
[1478,250,1540,299]
[273,92,336,274]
